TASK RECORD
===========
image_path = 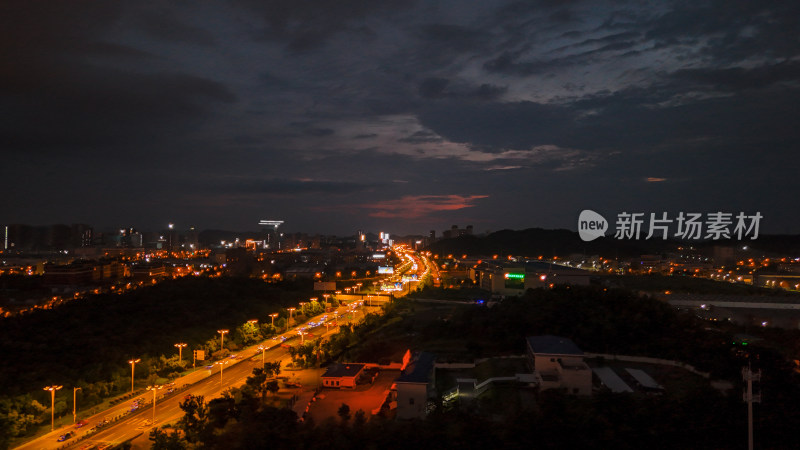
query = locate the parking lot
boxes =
[305,370,399,422]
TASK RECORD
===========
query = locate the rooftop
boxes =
[396,352,436,384]
[322,363,365,379]
[526,335,584,356]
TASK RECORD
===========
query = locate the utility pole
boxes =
[742,363,761,450]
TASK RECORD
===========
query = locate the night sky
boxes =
[2,1,799,236]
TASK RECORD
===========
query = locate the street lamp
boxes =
[287,308,296,332]
[247,319,258,325]
[257,345,268,367]
[269,313,279,327]
[43,385,62,431]
[174,343,187,361]
[147,385,164,425]
[298,330,307,344]
[128,359,141,394]
[217,329,229,352]
[215,360,228,384]
[72,387,82,424]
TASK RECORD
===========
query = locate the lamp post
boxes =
[298,330,307,344]
[72,387,82,424]
[217,329,229,352]
[269,313,278,327]
[128,359,140,394]
[43,385,62,431]
[287,308,296,332]
[299,302,306,316]
[257,345,268,367]
[215,360,228,384]
[174,343,187,361]
[147,385,163,425]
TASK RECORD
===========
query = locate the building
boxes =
[479,261,592,296]
[43,262,96,287]
[442,225,473,239]
[395,351,436,419]
[526,335,591,395]
[321,363,365,389]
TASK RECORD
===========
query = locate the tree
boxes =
[246,363,281,403]
[149,427,187,450]
[265,380,279,397]
[353,409,366,428]
[337,403,351,423]
[178,395,209,443]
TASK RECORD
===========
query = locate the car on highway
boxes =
[57,431,73,441]
[75,419,89,428]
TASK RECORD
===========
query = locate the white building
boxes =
[526,335,592,396]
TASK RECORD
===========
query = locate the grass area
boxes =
[602,274,799,296]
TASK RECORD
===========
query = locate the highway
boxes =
[15,245,424,450]
[15,304,368,450]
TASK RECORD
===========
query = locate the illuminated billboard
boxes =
[504,272,525,289]
[378,266,394,274]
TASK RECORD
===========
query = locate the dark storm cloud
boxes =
[0,1,235,154]
[418,78,450,99]
[418,78,508,100]
[137,10,216,46]
[0,70,236,152]
[221,178,380,196]
[3,0,800,234]
[669,61,800,92]
[236,0,411,52]
[415,23,492,52]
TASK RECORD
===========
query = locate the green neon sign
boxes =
[505,273,525,279]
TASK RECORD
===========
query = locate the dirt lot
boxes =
[305,370,399,423]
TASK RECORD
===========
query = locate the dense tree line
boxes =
[150,380,800,449]
[409,285,739,377]
[0,277,314,441]
[145,283,800,449]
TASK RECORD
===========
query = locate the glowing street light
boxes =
[217,329,229,351]
[43,385,62,431]
[147,385,164,425]
[174,343,187,361]
[72,387,82,424]
[128,358,141,394]
[298,330,308,344]
[287,308,296,332]
[215,360,228,384]
[247,319,258,325]
[257,345,268,367]
[269,313,279,327]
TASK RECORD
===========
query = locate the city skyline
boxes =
[2,1,799,235]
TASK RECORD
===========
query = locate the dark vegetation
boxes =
[0,277,313,441]
[152,284,800,449]
[150,388,752,450]
[425,227,800,259]
[0,277,311,394]
[603,274,800,296]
